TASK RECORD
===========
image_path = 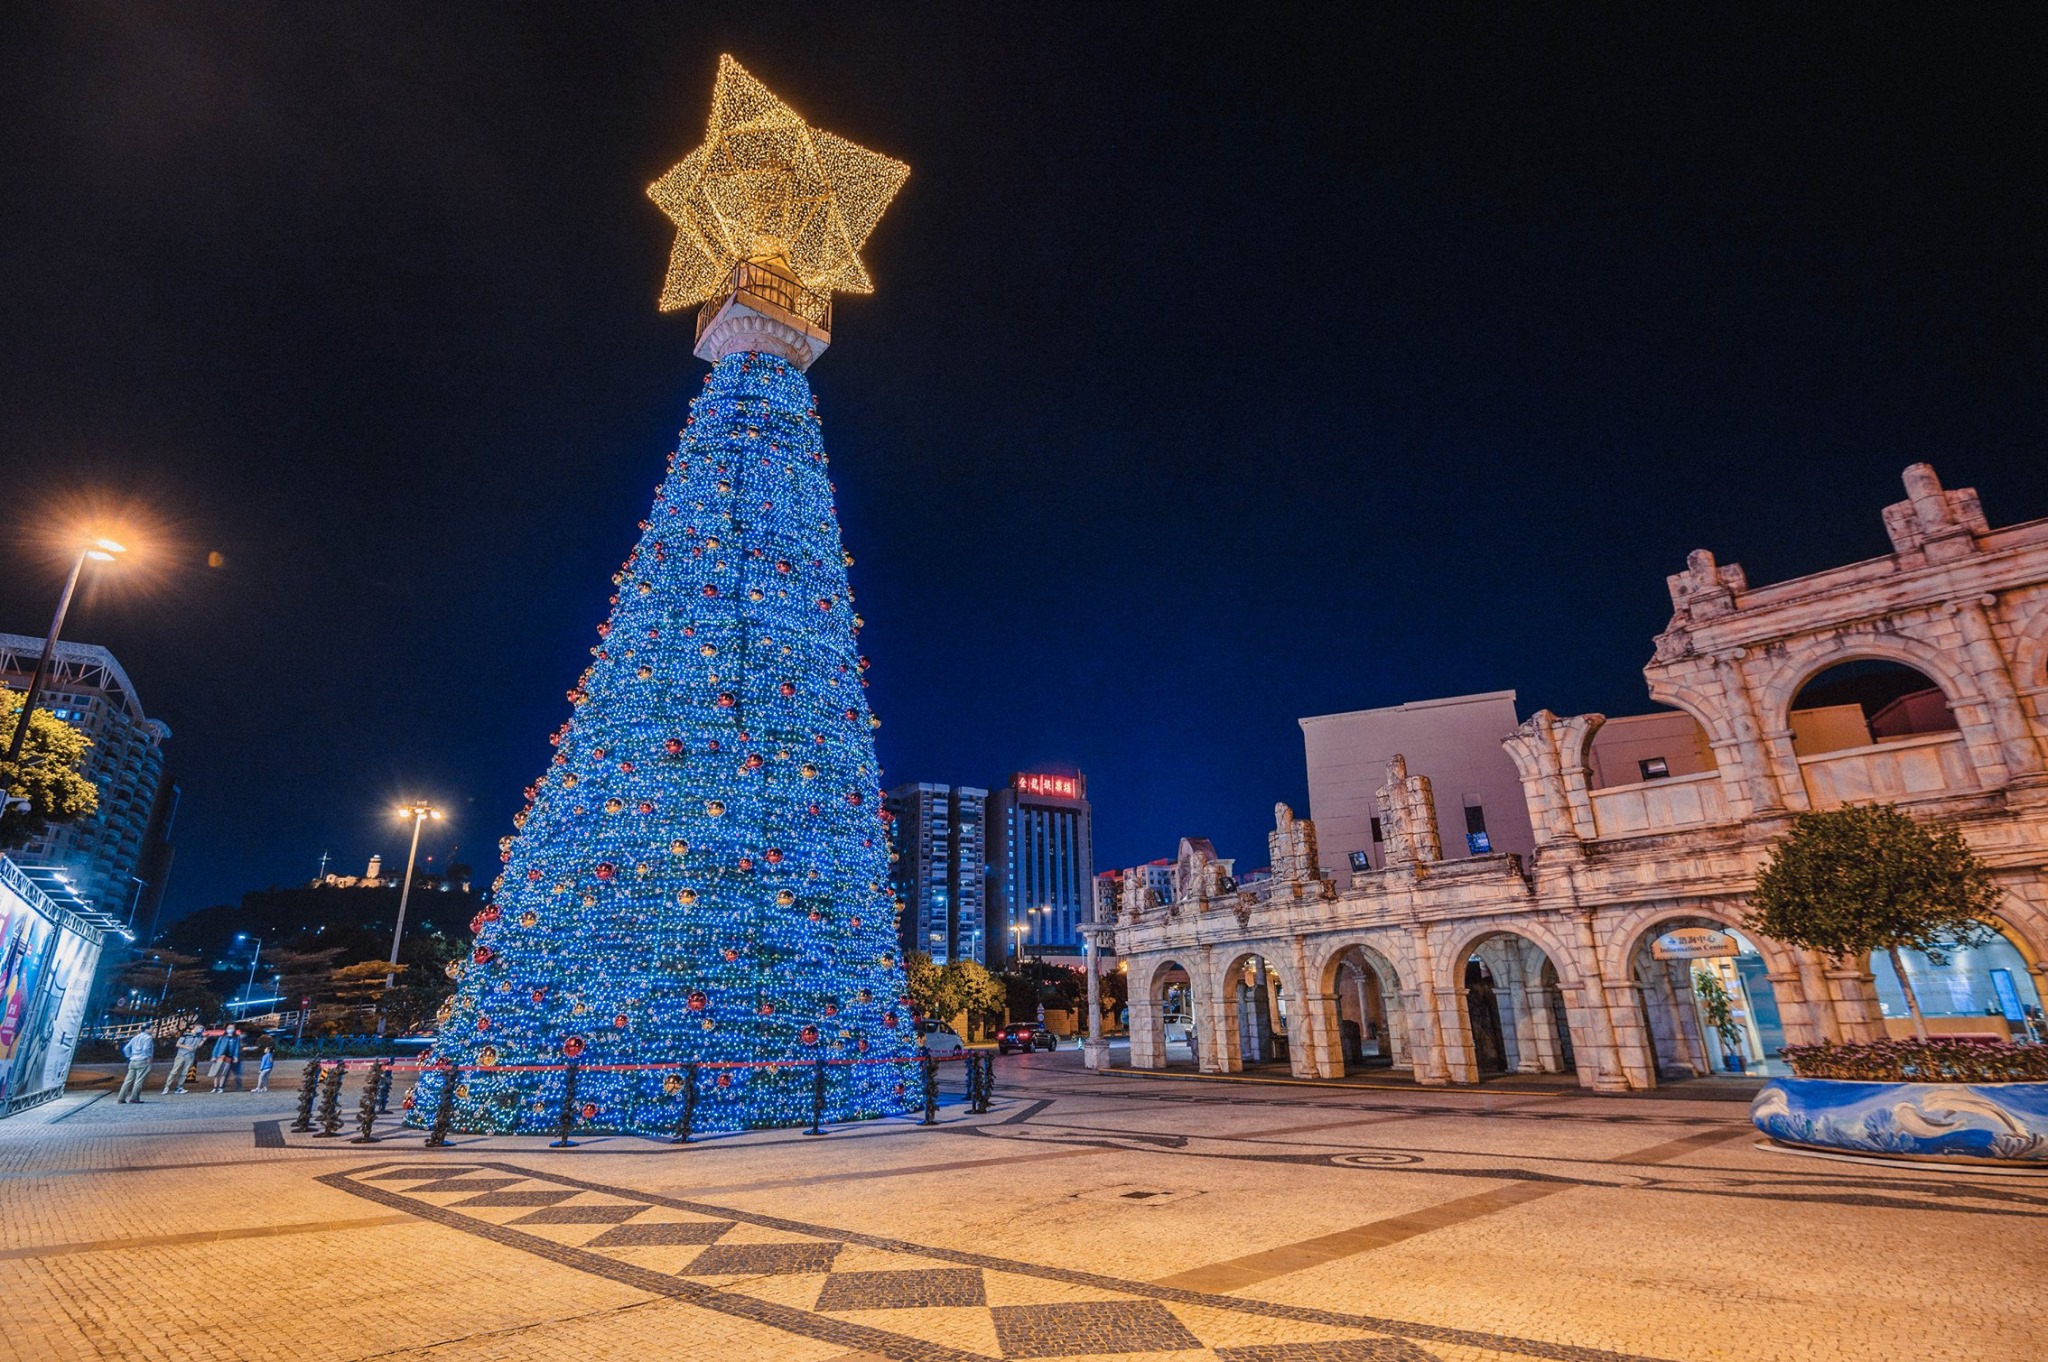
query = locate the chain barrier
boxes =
[550,1061,581,1148]
[349,1060,385,1143]
[311,1061,345,1138]
[424,1063,457,1147]
[290,1060,321,1133]
[670,1062,700,1144]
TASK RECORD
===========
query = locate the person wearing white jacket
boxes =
[116,1029,156,1104]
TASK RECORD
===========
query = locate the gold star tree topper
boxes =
[648,55,909,312]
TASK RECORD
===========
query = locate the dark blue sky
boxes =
[3,6,2044,923]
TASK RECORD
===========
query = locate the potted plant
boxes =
[1742,803,2047,1165]
[1692,969,1747,1074]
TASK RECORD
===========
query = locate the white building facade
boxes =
[1109,465,2048,1091]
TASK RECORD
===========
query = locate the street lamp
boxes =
[234,933,263,1016]
[381,800,443,1034]
[1008,923,1027,969]
[5,534,127,767]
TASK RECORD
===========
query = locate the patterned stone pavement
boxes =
[2,1053,2043,1362]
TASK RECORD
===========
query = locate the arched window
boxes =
[1789,660,1955,758]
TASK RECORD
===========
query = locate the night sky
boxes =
[3,6,2044,926]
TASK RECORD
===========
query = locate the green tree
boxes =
[0,690,98,848]
[1744,803,2001,1039]
[903,951,943,1021]
[941,958,1006,1037]
[903,953,1006,1033]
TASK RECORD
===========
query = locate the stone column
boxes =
[1796,951,1846,1043]
[1650,960,1705,1077]
[1570,913,1632,1092]
[1499,948,1543,1074]
[1080,924,1112,1071]
[1406,928,1453,1086]
[1127,995,1164,1070]
[1524,975,1565,1073]
[1954,597,2043,776]
[1296,993,1343,1078]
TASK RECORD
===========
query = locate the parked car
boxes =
[917,1019,965,1056]
[995,1022,1056,1055]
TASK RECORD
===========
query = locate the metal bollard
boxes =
[290,1060,321,1132]
[550,1062,580,1148]
[376,1063,394,1114]
[423,1064,457,1148]
[920,1053,938,1126]
[804,1059,827,1136]
[349,1061,384,1143]
[670,1063,698,1145]
[312,1062,345,1138]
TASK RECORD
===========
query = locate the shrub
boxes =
[1782,1038,2048,1083]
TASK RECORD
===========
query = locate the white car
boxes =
[917,1019,965,1056]
[1163,1014,1194,1045]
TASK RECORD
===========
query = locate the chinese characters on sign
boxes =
[1012,773,1079,799]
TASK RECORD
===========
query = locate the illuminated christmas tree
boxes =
[410,56,916,1136]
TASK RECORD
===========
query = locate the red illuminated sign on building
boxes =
[1012,773,1079,799]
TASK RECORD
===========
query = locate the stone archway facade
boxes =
[1110,466,2048,1091]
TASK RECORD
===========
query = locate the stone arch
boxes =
[1437,922,1584,1082]
[1203,946,1302,1074]
[1600,903,1801,989]
[1127,956,1201,1072]
[1643,677,1742,754]
[1310,938,1413,1075]
[1607,906,1801,1083]
[1867,905,2048,1041]
[1756,631,1982,743]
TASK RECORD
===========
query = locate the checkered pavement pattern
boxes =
[324,1161,1668,1362]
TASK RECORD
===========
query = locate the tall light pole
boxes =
[382,800,442,1034]
[5,536,126,767]
[234,933,263,1015]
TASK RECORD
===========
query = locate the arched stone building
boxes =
[1108,465,2048,1090]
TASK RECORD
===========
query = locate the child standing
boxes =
[254,1045,274,1092]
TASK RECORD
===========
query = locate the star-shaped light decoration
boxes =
[648,55,909,313]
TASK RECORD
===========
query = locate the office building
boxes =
[0,635,173,924]
[882,782,987,965]
[986,771,1093,965]
[1301,691,1534,888]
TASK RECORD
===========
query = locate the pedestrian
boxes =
[254,1044,274,1092]
[212,1028,245,1092]
[162,1025,205,1094]
[115,1028,155,1103]
[206,1028,235,1092]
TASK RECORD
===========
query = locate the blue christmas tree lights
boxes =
[409,349,918,1136]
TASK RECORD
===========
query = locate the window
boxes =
[1639,757,1670,781]
[1464,805,1490,855]
[1348,850,1372,873]
[1368,816,1383,843]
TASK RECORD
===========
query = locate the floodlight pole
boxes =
[379,806,433,1035]
[5,550,88,767]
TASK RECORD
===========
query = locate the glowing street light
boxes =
[380,800,444,1034]
[4,534,128,767]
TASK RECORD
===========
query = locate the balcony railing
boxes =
[697,259,832,344]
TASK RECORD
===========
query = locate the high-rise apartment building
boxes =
[1094,860,1172,920]
[882,783,987,966]
[1,635,173,923]
[986,772,1093,966]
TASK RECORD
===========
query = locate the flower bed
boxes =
[1781,1038,2048,1084]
